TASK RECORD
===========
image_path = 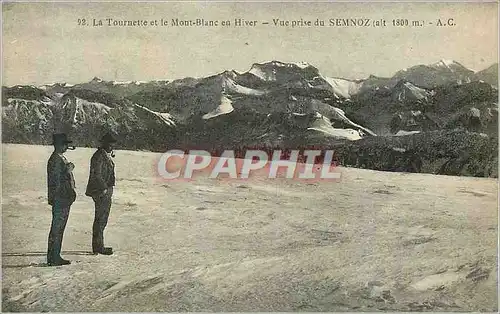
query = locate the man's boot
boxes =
[48,256,71,266]
[48,232,71,266]
[93,247,113,255]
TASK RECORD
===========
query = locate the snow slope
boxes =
[133,104,176,126]
[307,113,363,140]
[202,94,235,119]
[222,77,267,96]
[2,144,497,312]
[322,76,363,98]
[393,81,433,102]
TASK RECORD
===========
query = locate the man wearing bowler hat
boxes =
[86,132,117,255]
[47,133,76,266]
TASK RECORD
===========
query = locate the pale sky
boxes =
[2,2,498,86]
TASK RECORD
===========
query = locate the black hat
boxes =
[51,133,73,145]
[99,132,118,144]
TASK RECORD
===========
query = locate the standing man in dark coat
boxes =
[85,132,117,255]
[47,133,76,266]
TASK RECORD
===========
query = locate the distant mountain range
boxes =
[1,59,498,177]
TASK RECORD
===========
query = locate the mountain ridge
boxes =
[4,60,496,90]
[2,59,498,177]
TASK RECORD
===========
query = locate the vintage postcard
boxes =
[1,1,498,312]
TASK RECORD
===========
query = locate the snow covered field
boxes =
[2,144,498,312]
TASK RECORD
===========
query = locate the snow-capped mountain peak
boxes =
[291,61,312,69]
[252,60,313,69]
[91,76,104,83]
[112,80,133,85]
[429,59,473,73]
[433,59,456,68]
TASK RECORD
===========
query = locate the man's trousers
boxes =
[47,199,71,263]
[92,187,113,251]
